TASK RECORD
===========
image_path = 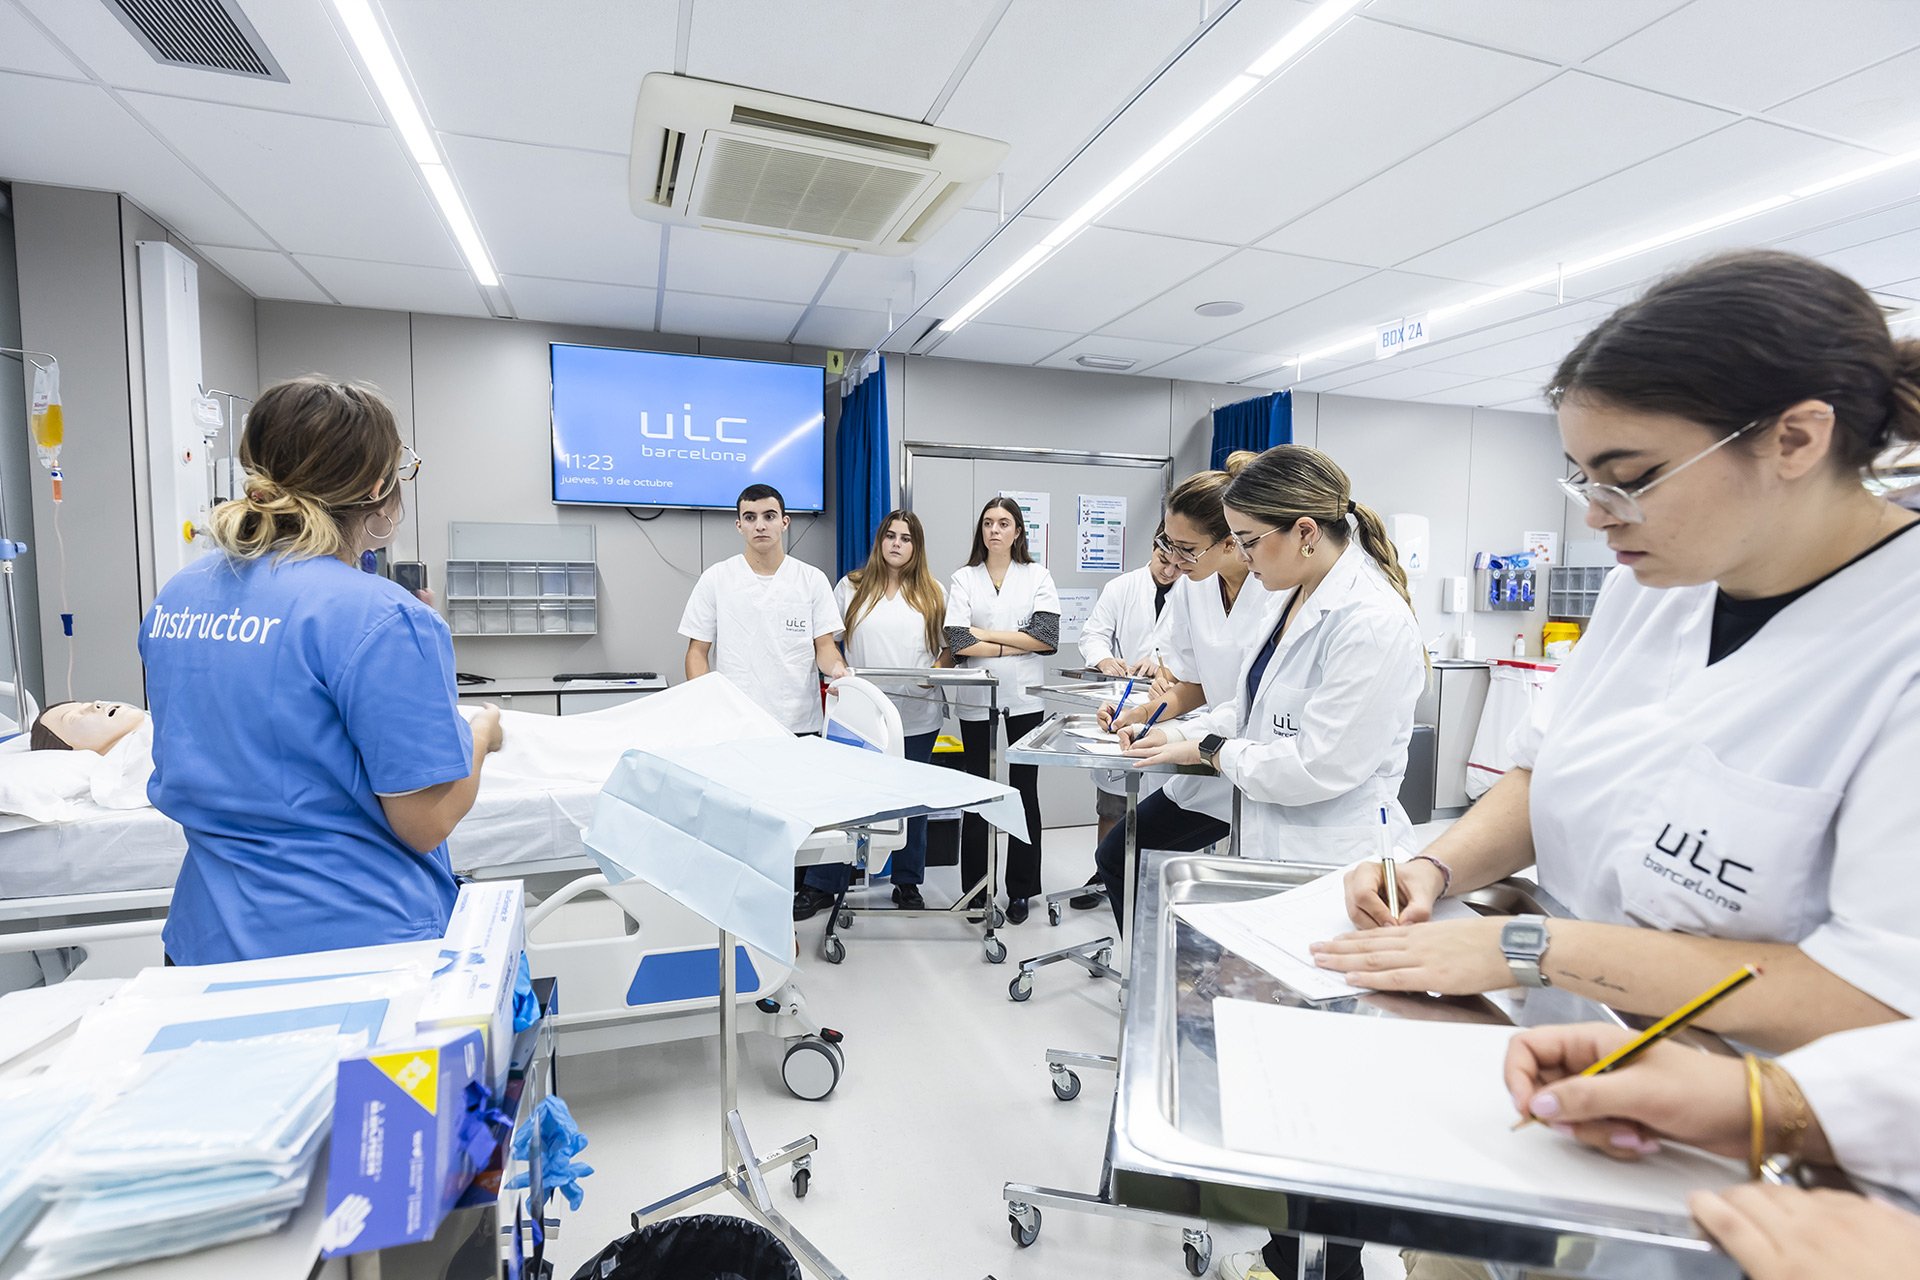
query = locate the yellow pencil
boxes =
[1512,963,1761,1130]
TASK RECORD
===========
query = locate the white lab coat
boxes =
[678,555,842,734]
[1512,524,1920,1017]
[945,561,1060,720]
[834,577,946,737]
[1782,1022,1920,1208]
[1170,544,1425,864]
[1154,573,1280,822]
[1079,566,1170,796]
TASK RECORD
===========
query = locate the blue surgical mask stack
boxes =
[21,1035,339,1279]
[0,1085,93,1260]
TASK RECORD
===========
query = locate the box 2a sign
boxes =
[1375,315,1430,360]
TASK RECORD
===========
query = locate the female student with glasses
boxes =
[1309,252,1920,1278]
[139,377,502,966]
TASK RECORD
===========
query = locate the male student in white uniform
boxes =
[680,484,847,735]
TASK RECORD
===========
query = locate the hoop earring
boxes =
[366,511,396,542]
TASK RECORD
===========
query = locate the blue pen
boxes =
[1140,701,1169,734]
[1115,675,1137,717]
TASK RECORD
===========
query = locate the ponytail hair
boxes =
[206,377,403,563]
[1222,444,1417,614]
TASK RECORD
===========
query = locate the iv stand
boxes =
[0,346,55,735]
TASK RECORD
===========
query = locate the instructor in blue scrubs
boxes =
[139,376,502,965]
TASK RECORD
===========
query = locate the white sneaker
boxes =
[1217,1249,1279,1280]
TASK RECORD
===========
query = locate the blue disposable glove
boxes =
[511,954,540,1033]
[504,1095,593,1211]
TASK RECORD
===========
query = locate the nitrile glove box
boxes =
[322,1027,489,1257]
[417,880,525,1091]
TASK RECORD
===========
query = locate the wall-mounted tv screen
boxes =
[550,343,825,512]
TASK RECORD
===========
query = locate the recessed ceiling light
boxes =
[1074,354,1137,371]
[1194,300,1245,318]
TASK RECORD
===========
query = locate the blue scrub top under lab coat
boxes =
[138,552,473,965]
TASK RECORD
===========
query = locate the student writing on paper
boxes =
[1504,1020,1920,1279]
[1313,253,1920,1057]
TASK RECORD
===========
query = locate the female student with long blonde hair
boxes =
[794,509,950,918]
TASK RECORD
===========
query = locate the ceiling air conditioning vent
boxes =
[631,74,1007,257]
[101,0,284,80]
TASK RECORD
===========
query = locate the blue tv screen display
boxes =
[550,344,825,511]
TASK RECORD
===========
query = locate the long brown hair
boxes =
[207,376,403,562]
[1223,445,1416,613]
[966,496,1033,566]
[841,510,945,656]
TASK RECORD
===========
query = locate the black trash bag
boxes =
[567,1215,802,1280]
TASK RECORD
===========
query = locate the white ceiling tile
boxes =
[1768,47,1920,152]
[686,0,1002,122]
[503,276,656,330]
[0,74,271,248]
[1414,377,1552,408]
[974,226,1231,331]
[296,256,486,317]
[1262,73,1732,269]
[821,208,1001,312]
[1813,228,1920,293]
[938,1,1200,213]
[1769,197,1920,260]
[793,306,893,349]
[1100,19,1558,245]
[1101,249,1373,345]
[387,1,674,154]
[1209,270,1480,357]
[1358,0,1690,63]
[443,135,661,287]
[1585,0,1920,113]
[664,227,841,305]
[0,6,81,76]
[1405,121,1876,286]
[1037,335,1193,375]
[1873,275,1920,303]
[1137,346,1295,385]
[126,91,461,265]
[1304,367,1486,402]
[1420,319,1606,379]
[198,246,331,303]
[15,0,381,123]
[659,291,807,344]
[925,322,1078,365]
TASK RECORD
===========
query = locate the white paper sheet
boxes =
[1173,864,1476,1002]
[0,980,124,1067]
[1075,741,1128,757]
[1213,1000,1742,1216]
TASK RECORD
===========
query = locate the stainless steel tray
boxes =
[1109,851,1737,1279]
[1024,678,1136,712]
[1007,715,1212,777]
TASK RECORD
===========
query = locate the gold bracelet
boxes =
[1756,1056,1813,1167]
[1745,1053,1765,1181]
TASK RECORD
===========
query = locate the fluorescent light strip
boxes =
[332,0,500,289]
[937,0,1363,334]
[1282,148,1920,379]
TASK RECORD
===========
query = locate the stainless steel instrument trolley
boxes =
[1080,851,1742,1280]
[814,667,1011,966]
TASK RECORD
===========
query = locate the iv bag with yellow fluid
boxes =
[29,361,62,467]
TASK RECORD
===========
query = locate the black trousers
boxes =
[959,711,1045,900]
[1092,788,1229,930]
[1264,1234,1363,1279]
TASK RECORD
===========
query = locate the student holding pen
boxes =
[1305,254,1920,1279]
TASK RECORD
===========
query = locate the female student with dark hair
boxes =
[794,509,948,918]
[1308,251,1920,1280]
[945,496,1059,924]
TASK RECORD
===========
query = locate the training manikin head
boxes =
[29,700,148,753]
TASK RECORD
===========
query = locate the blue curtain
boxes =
[1210,390,1292,470]
[834,358,891,580]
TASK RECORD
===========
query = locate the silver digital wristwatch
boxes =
[1500,914,1552,989]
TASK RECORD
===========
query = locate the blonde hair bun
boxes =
[1223,450,1258,477]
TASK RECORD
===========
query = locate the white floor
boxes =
[548,826,1408,1280]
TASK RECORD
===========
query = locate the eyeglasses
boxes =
[396,445,422,484]
[1228,524,1288,555]
[1152,532,1222,565]
[1557,417,1768,525]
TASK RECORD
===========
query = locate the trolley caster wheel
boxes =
[1183,1233,1212,1276]
[781,1036,844,1101]
[1009,973,1033,1002]
[989,906,1006,929]
[1051,1069,1081,1102]
[792,1166,811,1199]
[1047,902,1062,926]
[983,936,1008,965]
[822,934,846,965]
[1092,947,1113,973]
[1008,1205,1041,1248]
[836,911,853,930]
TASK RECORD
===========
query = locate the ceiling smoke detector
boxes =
[1073,354,1137,371]
[1193,300,1245,317]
